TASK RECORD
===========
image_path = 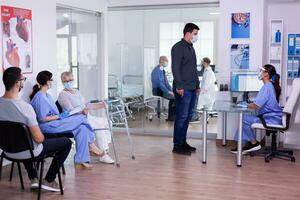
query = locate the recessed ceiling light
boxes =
[209,12,220,15]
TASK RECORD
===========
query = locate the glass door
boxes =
[56,6,102,100]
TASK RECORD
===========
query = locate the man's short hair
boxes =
[3,67,21,91]
[202,57,211,65]
[183,23,200,35]
[61,71,73,82]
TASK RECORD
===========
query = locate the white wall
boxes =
[217,0,266,139]
[267,2,300,148]
[0,0,108,100]
[0,0,57,101]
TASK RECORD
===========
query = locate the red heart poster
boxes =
[1,5,33,73]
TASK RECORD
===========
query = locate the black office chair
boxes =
[56,100,63,113]
[0,121,64,200]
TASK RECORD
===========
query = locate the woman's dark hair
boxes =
[3,67,21,91]
[29,70,53,100]
[263,64,281,102]
[183,23,200,35]
[202,57,211,65]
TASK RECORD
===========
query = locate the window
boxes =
[159,21,214,67]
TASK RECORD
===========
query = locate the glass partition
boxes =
[108,6,219,135]
[56,6,102,101]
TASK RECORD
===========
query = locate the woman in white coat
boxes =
[198,57,218,110]
[58,71,114,164]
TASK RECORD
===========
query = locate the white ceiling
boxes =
[106,0,219,7]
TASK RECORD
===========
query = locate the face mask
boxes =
[258,70,264,80]
[162,62,168,68]
[48,81,52,89]
[18,84,23,92]
[192,35,198,43]
[63,81,74,90]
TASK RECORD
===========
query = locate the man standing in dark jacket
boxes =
[171,23,200,155]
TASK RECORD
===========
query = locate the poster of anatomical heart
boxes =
[1,5,33,73]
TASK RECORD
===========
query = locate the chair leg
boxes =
[9,161,14,182]
[62,164,66,175]
[17,162,24,190]
[37,158,44,200]
[56,157,64,195]
[0,154,3,180]
[36,161,40,171]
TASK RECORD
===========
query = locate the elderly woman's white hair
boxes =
[60,71,73,82]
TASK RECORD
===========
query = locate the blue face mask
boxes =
[192,35,198,43]
[63,81,74,90]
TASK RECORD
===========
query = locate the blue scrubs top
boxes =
[31,91,93,133]
[254,82,282,124]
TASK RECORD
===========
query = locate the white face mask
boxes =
[48,81,52,89]
[192,35,198,43]
[162,62,168,68]
[258,70,264,80]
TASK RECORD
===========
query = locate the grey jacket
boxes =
[171,38,200,90]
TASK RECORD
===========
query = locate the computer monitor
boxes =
[231,71,263,92]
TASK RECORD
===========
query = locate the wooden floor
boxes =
[127,110,218,133]
[1,134,300,200]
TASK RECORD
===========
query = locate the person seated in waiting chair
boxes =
[58,71,114,164]
[231,64,282,154]
[151,56,176,121]
[0,67,72,191]
[30,70,104,169]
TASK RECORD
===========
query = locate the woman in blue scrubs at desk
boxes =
[30,71,103,169]
[231,64,282,154]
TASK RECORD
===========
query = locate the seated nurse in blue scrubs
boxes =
[30,71,104,169]
[231,64,282,154]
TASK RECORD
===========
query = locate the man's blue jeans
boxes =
[173,90,196,146]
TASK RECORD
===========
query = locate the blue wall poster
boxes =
[231,44,249,70]
[231,13,250,39]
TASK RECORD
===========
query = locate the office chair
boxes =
[0,121,64,200]
[145,88,168,121]
[251,78,300,162]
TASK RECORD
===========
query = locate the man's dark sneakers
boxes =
[172,145,192,155]
[184,142,196,152]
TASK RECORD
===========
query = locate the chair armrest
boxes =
[257,112,290,131]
